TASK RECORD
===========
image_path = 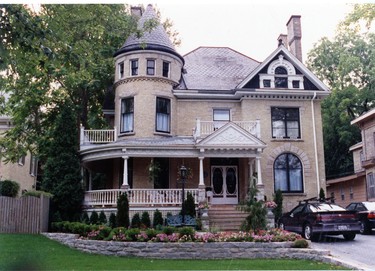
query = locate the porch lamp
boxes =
[180,165,187,225]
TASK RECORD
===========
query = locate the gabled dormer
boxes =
[236,45,329,92]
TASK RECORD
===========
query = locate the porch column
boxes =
[88,171,92,191]
[256,157,265,201]
[121,156,129,189]
[256,157,263,185]
[248,158,254,185]
[198,157,205,188]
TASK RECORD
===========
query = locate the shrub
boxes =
[0,179,20,197]
[162,226,175,235]
[153,209,163,228]
[116,193,129,228]
[99,211,107,225]
[90,211,99,225]
[292,239,309,248]
[141,211,151,228]
[131,213,141,228]
[108,213,117,228]
[182,192,196,217]
[145,228,159,239]
[126,228,141,241]
[22,190,53,198]
[81,212,90,224]
[273,189,283,223]
[178,226,195,239]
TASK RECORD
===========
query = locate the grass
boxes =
[0,234,346,270]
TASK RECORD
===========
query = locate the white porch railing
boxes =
[194,119,260,139]
[80,126,116,144]
[84,188,200,207]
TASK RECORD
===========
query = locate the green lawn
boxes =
[0,234,345,270]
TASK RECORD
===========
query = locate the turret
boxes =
[113,4,184,138]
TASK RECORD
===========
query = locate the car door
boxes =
[284,204,305,233]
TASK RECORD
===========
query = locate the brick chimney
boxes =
[131,6,142,19]
[277,34,288,48]
[286,15,302,62]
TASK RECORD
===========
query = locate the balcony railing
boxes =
[84,188,200,208]
[80,126,116,144]
[194,119,260,139]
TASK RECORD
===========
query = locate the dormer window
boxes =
[274,66,288,88]
[259,55,304,90]
[147,59,155,75]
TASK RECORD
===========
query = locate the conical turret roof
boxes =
[114,4,184,63]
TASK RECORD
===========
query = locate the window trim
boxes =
[274,152,304,193]
[120,97,134,133]
[271,107,301,139]
[155,97,171,133]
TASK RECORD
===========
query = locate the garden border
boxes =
[42,233,358,269]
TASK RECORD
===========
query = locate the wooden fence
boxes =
[0,195,50,234]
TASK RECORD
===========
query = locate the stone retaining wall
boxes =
[43,233,330,261]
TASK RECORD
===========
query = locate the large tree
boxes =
[307,4,375,179]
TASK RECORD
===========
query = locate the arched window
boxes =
[274,153,303,193]
[274,66,288,88]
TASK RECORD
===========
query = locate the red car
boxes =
[346,202,375,235]
[278,198,361,241]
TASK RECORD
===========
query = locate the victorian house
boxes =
[80,5,330,228]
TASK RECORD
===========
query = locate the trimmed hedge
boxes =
[0,179,20,197]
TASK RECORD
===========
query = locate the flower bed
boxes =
[51,221,303,244]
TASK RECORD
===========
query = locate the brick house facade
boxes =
[80,5,330,220]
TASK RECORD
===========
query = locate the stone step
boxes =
[207,204,248,231]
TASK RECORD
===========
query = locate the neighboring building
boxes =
[80,5,330,225]
[0,113,38,195]
[327,108,375,206]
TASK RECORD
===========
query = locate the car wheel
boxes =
[302,224,313,240]
[343,233,356,241]
[360,220,371,235]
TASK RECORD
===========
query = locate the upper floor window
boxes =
[162,61,170,78]
[156,97,170,133]
[147,59,155,75]
[29,155,38,176]
[119,62,125,79]
[121,97,134,133]
[274,66,288,88]
[274,153,303,193]
[213,109,230,130]
[271,107,300,139]
[130,59,138,76]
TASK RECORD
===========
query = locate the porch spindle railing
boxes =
[84,189,200,207]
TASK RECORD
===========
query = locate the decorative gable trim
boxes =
[236,45,330,92]
[196,122,266,151]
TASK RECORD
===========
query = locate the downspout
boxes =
[311,91,320,194]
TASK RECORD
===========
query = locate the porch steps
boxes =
[208,205,248,231]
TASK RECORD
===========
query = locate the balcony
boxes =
[194,119,260,139]
[80,127,116,145]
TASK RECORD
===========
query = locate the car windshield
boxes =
[309,203,345,212]
[363,202,375,210]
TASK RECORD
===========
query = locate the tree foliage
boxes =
[41,101,83,221]
[0,4,136,163]
[307,4,375,179]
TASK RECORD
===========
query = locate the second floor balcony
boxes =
[80,119,260,145]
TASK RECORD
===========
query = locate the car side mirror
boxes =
[290,213,294,218]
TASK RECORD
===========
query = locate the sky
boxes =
[7,0,373,63]
[124,0,358,63]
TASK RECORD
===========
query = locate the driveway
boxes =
[310,231,375,270]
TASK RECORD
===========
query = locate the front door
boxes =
[211,166,238,204]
